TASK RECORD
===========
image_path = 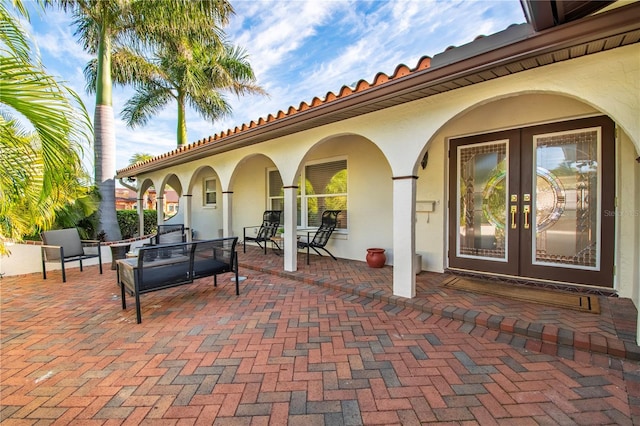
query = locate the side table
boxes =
[110,243,131,270]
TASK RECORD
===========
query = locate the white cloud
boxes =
[24,0,525,171]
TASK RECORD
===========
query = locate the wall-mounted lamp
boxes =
[420,151,429,169]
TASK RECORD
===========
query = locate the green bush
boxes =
[117,210,158,239]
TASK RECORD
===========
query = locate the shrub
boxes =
[117,210,158,239]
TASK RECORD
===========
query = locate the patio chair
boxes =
[297,210,341,265]
[243,211,282,254]
[151,224,185,245]
[41,228,103,283]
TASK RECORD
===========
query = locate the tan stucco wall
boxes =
[618,133,640,303]
[225,135,393,262]
[189,167,223,240]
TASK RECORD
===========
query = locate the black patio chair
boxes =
[243,210,282,254]
[150,224,185,245]
[297,210,341,265]
[41,228,103,283]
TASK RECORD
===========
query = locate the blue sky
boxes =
[24,0,525,172]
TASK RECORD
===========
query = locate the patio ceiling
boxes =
[116,1,640,178]
[521,0,616,31]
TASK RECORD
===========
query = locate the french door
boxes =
[448,116,615,287]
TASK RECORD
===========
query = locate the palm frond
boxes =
[0,57,89,176]
[121,85,173,127]
[0,1,34,63]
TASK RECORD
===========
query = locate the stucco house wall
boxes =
[117,34,639,338]
[134,44,638,297]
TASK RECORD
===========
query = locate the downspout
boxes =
[119,177,136,192]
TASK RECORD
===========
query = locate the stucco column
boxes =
[222,191,233,238]
[183,194,192,242]
[156,197,164,225]
[635,157,640,344]
[392,175,417,298]
[137,197,144,237]
[283,186,299,272]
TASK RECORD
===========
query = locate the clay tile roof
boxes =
[115,52,437,176]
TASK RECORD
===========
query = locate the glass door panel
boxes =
[457,141,509,261]
[533,128,601,269]
[449,129,520,276]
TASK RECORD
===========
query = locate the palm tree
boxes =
[52,0,234,240]
[0,0,92,254]
[84,23,264,146]
[129,152,154,165]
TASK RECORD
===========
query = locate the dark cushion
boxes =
[193,259,229,279]
[138,263,191,292]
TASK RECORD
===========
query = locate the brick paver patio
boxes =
[1,246,639,424]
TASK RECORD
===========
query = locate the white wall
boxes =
[231,154,276,240]
[189,167,224,240]
[130,45,639,300]
[1,239,150,277]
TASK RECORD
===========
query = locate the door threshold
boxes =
[445,268,617,297]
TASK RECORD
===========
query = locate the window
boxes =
[304,159,347,228]
[203,178,217,206]
[267,158,347,229]
[268,169,284,212]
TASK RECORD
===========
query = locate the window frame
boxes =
[267,156,348,230]
[203,177,217,207]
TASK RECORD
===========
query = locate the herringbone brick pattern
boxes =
[240,247,640,362]
[1,253,639,424]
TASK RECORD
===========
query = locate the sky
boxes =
[23,0,526,173]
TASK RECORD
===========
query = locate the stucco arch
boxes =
[392,45,638,179]
[159,173,183,196]
[414,90,637,276]
[187,165,218,194]
[138,177,155,197]
[415,88,636,177]
[438,46,638,152]
[294,132,391,184]
[228,153,278,191]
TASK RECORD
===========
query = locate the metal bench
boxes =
[116,237,239,323]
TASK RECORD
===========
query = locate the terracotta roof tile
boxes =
[129,43,517,179]
[116,54,436,175]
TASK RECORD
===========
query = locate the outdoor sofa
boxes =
[116,237,239,323]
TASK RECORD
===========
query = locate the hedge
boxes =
[117,210,158,239]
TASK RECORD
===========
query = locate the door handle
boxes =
[523,205,531,230]
[510,205,517,229]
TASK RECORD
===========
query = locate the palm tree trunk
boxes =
[94,21,122,241]
[94,104,121,241]
[177,91,187,147]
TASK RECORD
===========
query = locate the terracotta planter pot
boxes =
[366,248,386,268]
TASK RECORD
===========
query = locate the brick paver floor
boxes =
[1,247,639,424]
